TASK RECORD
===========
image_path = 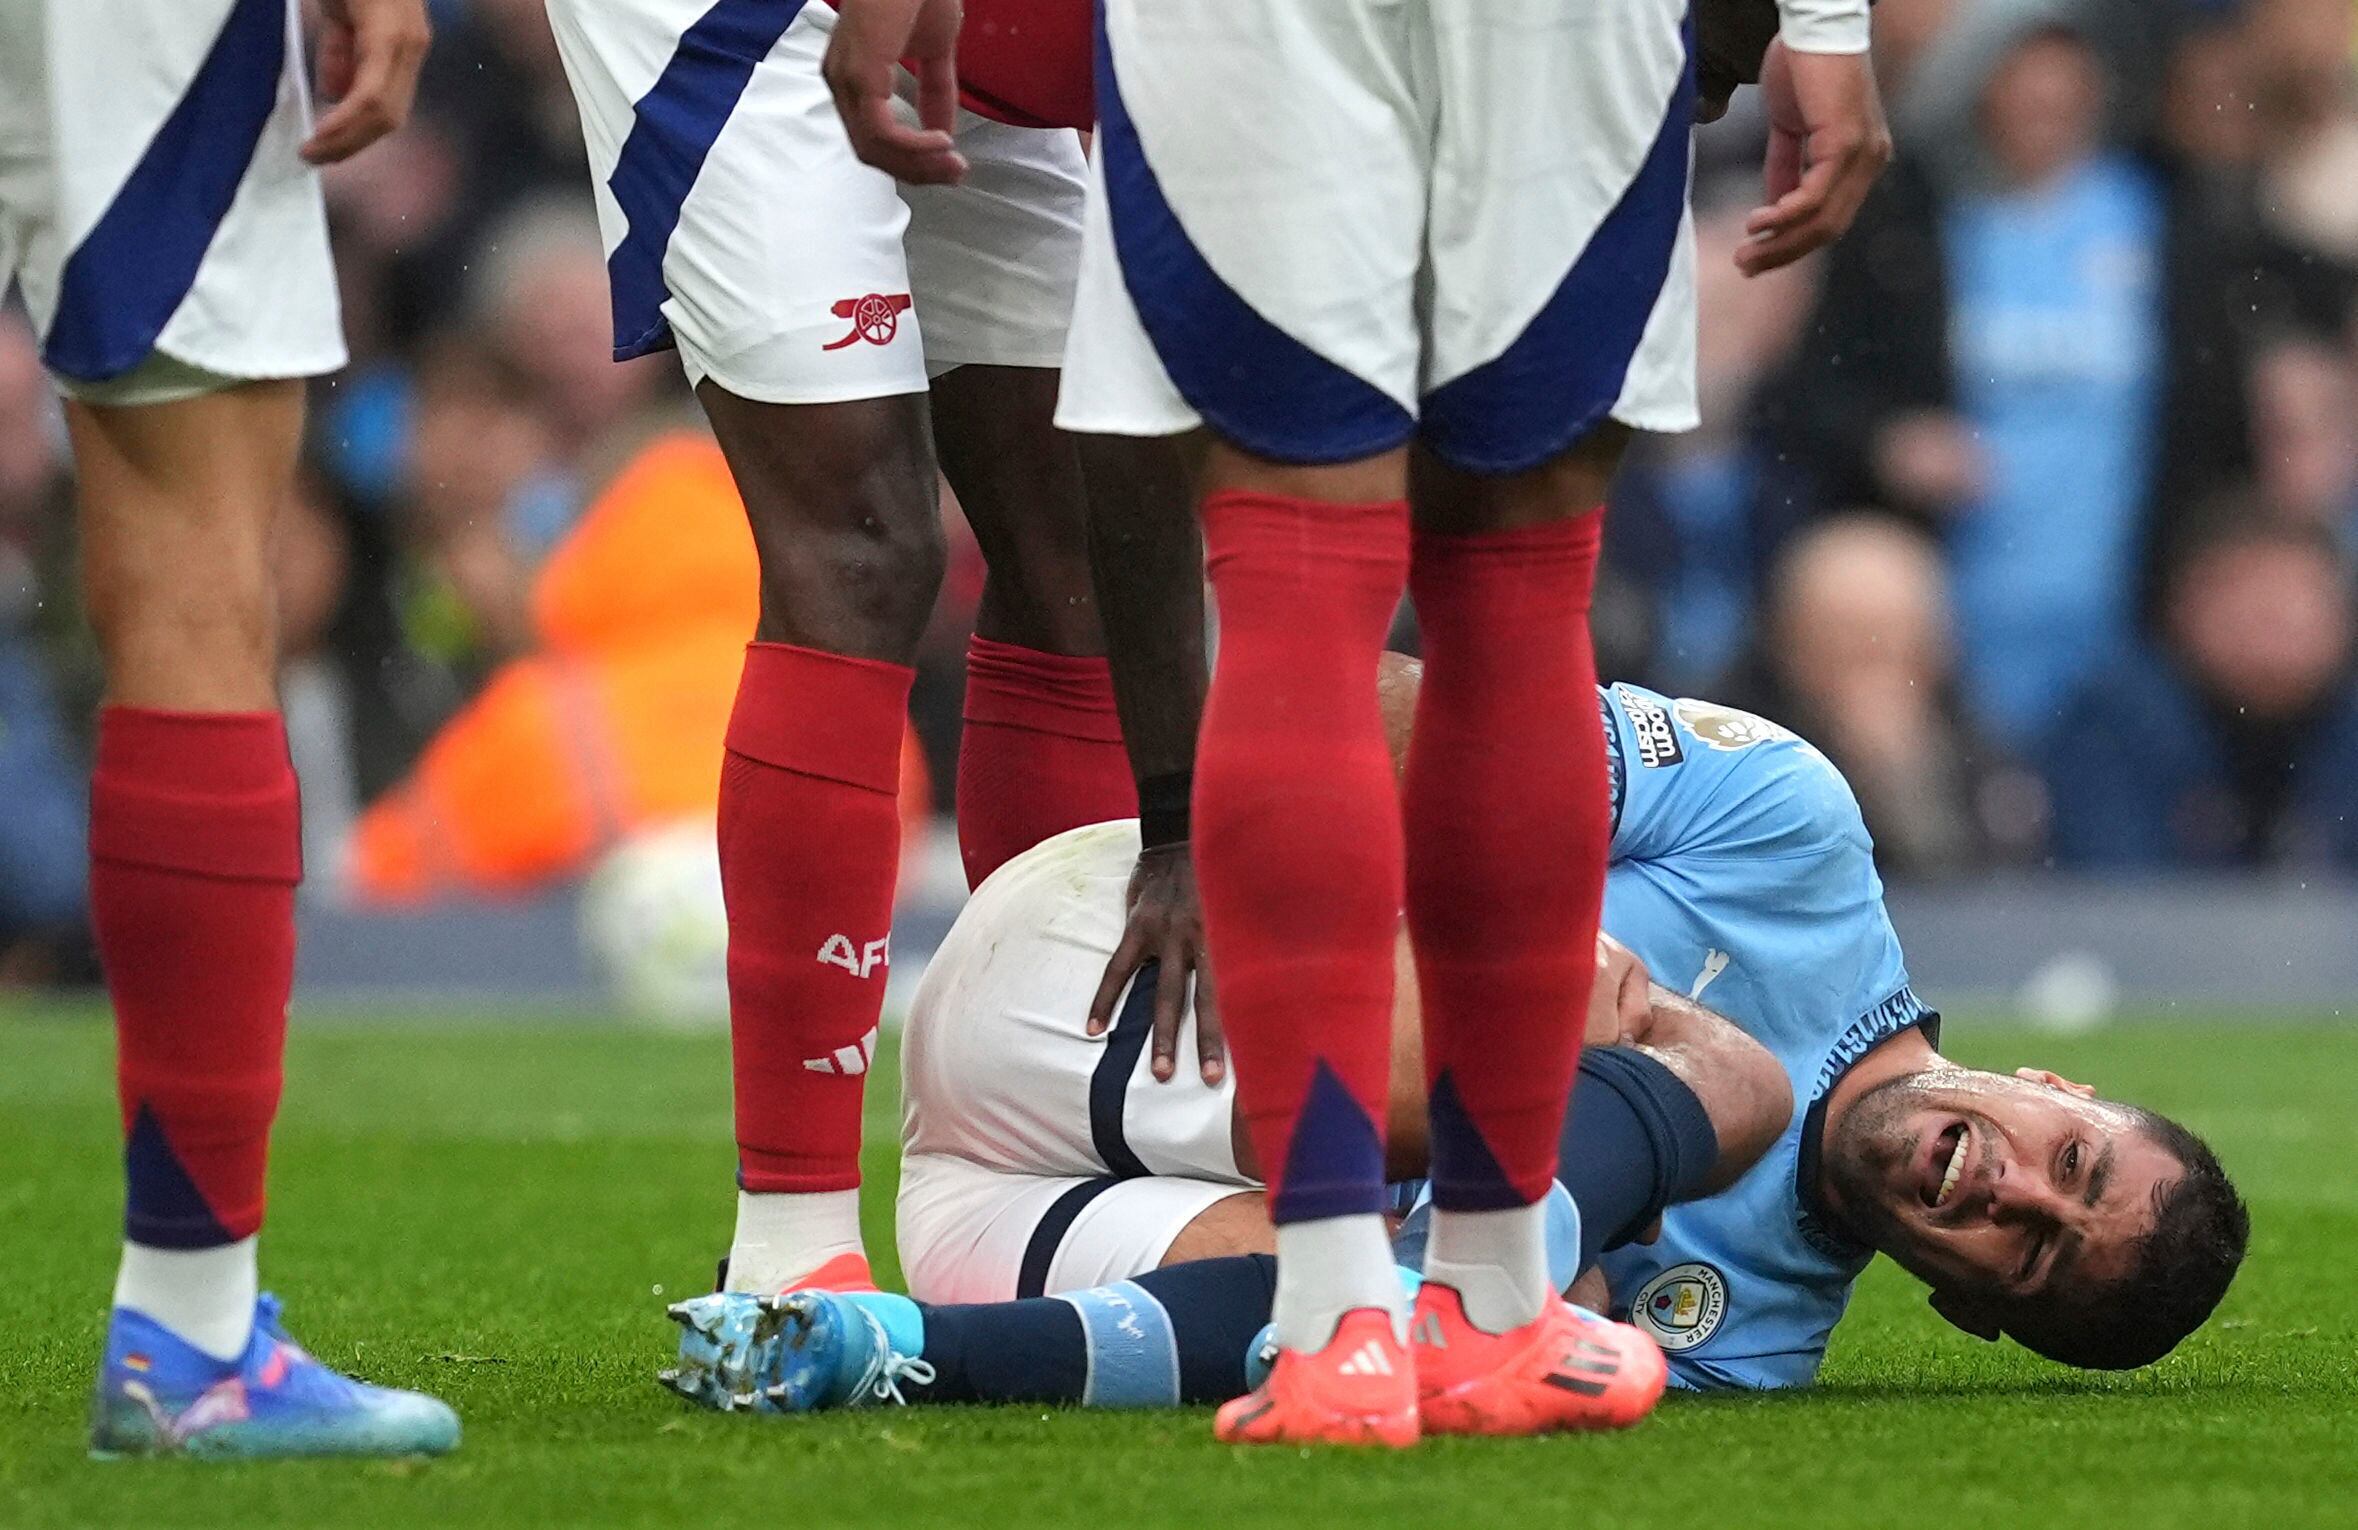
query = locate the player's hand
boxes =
[1737,40,1891,277]
[302,0,432,165]
[1588,933,1652,1048]
[1087,844,1222,1085]
[823,0,969,186]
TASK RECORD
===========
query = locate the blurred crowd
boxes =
[5,0,2358,976]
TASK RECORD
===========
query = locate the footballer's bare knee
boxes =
[698,383,947,662]
[1409,422,1632,536]
[65,382,302,711]
[1206,440,1410,506]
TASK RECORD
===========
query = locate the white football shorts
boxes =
[546,0,1085,404]
[0,0,344,404]
[896,821,1258,1305]
[1058,0,1702,472]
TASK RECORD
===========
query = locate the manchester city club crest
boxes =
[1631,1262,1728,1352]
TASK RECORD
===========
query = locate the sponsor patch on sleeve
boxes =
[1615,685,1685,768]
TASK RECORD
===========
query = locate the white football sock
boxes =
[724,1190,864,1293]
[1424,1202,1551,1335]
[112,1237,259,1363]
[1271,1214,1407,1352]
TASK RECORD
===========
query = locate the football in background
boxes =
[580,818,729,1028]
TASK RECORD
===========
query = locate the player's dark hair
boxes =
[2006,1111,2249,1371]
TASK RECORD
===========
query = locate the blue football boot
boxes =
[661,1290,777,1411]
[662,1289,932,1414]
[90,1294,460,1459]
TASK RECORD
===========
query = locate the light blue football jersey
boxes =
[1592,683,1937,1391]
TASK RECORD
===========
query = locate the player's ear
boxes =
[1929,1289,2002,1342]
[2014,1067,2096,1099]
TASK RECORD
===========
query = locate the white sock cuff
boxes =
[113,1237,260,1363]
[725,1189,864,1293]
[1424,1202,1552,1335]
[1271,1214,1407,1352]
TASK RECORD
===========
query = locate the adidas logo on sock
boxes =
[1335,1339,1396,1378]
[802,1026,880,1077]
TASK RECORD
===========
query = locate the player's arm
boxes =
[1081,437,1216,1084]
[302,0,432,165]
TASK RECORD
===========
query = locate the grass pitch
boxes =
[2,1005,2353,1528]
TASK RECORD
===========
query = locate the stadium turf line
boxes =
[1,1007,2353,1528]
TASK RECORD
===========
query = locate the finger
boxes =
[316,20,357,102]
[303,87,391,164]
[1192,956,1224,1085]
[1760,126,1805,205]
[302,21,424,162]
[1733,219,1830,276]
[1150,949,1187,1082]
[916,53,960,138]
[1745,155,1837,238]
[854,96,966,184]
[1740,158,1884,275]
[1088,940,1139,1038]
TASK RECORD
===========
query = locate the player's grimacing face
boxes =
[1825,1068,2180,1306]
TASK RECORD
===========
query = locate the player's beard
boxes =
[1816,1070,1953,1277]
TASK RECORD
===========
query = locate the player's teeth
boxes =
[1936,1131,1967,1207]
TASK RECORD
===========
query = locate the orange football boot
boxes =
[1214,1308,1420,1448]
[778,1252,879,1295]
[1411,1284,1667,1436]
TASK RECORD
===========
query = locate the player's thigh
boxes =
[904,117,1096,648]
[1159,1190,1274,1265]
[897,1155,1252,1304]
[927,364,1098,654]
[1418,0,1697,476]
[1061,0,1426,466]
[547,0,928,405]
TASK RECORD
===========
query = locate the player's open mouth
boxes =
[1922,1122,1968,1210]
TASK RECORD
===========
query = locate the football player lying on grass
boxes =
[666,661,2249,1413]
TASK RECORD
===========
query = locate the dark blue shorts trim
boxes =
[44,0,285,382]
[1094,10,1415,466]
[1015,1178,1124,1299]
[602,0,806,361]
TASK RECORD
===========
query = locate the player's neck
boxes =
[1819,1027,1943,1157]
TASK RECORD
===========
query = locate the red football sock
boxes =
[90,709,301,1248]
[1194,490,1409,1224]
[1406,511,1610,1209]
[954,636,1137,888]
[721,642,912,1195]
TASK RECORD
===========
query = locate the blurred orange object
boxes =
[349,431,930,903]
